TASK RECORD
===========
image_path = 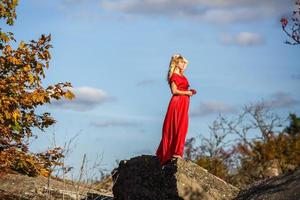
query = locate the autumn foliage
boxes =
[232,117,300,187]
[0,0,75,177]
[185,106,300,189]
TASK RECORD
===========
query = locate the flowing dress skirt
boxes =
[156,94,190,166]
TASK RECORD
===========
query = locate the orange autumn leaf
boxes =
[0,0,75,177]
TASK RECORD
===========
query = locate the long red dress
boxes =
[156,73,190,166]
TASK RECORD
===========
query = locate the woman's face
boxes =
[176,60,187,71]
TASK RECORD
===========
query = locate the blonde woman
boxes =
[156,54,197,166]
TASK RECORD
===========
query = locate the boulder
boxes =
[111,155,239,200]
[234,167,300,200]
[0,172,113,200]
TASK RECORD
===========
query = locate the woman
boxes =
[155,54,197,167]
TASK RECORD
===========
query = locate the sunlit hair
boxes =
[166,54,189,85]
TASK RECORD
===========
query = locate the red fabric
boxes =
[156,73,190,166]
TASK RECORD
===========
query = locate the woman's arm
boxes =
[171,82,193,96]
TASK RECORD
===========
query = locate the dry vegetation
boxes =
[185,102,300,189]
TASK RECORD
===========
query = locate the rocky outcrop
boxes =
[111,154,239,200]
[2,155,298,200]
[234,167,300,200]
[0,172,113,200]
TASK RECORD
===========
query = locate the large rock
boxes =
[0,172,114,200]
[234,167,300,200]
[111,155,239,200]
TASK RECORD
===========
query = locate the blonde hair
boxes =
[166,53,189,84]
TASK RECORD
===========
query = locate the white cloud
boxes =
[99,0,294,24]
[190,92,299,117]
[190,101,237,117]
[264,91,300,109]
[201,7,263,24]
[90,118,140,127]
[62,0,87,4]
[291,73,300,80]
[220,32,265,46]
[49,86,116,111]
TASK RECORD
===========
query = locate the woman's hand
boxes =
[187,89,196,96]
[190,89,197,95]
[187,90,193,96]
[171,82,196,96]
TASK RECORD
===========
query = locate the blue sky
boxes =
[5,0,300,177]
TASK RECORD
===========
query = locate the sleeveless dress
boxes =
[156,73,190,166]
